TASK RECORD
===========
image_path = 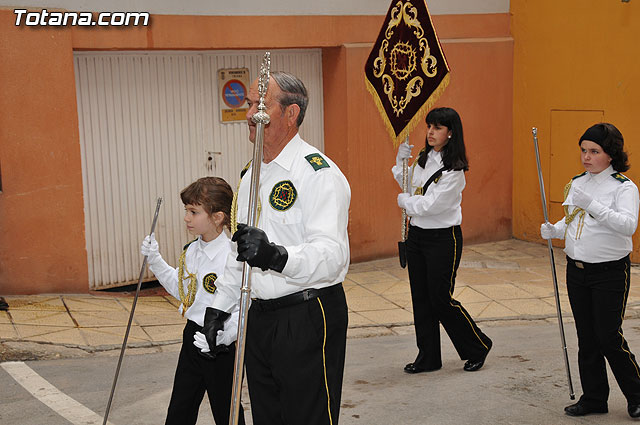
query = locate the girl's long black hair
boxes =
[417,107,469,172]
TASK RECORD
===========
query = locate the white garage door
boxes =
[74,49,324,289]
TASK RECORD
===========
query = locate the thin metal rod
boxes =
[532,127,575,400]
[103,197,163,424]
[401,136,410,241]
[229,51,271,425]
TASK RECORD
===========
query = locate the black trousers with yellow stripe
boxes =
[567,255,640,406]
[406,225,492,369]
[245,284,348,425]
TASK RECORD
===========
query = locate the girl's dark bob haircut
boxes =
[578,122,630,172]
[180,177,233,230]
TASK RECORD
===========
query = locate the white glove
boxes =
[540,222,555,240]
[193,311,239,353]
[193,331,211,352]
[216,310,239,346]
[572,186,594,211]
[396,143,413,168]
[140,233,162,265]
[398,193,411,210]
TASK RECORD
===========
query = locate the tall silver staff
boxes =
[398,137,410,268]
[532,127,575,400]
[229,52,271,425]
[103,197,163,424]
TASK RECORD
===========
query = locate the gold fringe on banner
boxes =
[365,72,450,148]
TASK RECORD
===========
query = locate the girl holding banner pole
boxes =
[393,107,492,375]
[540,123,640,418]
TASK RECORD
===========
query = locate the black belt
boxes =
[567,255,629,272]
[409,225,460,236]
[252,283,343,311]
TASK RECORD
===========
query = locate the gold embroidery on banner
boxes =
[373,40,388,79]
[390,42,417,80]
[374,1,439,117]
[419,38,437,78]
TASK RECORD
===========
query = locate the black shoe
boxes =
[403,363,441,374]
[629,403,640,418]
[564,402,608,416]
[464,340,492,372]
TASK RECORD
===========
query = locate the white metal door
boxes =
[74,49,324,289]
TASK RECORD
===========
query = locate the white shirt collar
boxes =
[197,232,228,260]
[589,165,614,184]
[427,148,443,165]
[268,133,302,172]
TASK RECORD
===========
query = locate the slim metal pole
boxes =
[401,136,410,240]
[229,52,271,425]
[103,197,163,424]
[532,127,575,400]
[397,137,410,268]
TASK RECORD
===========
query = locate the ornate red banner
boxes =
[365,0,450,146]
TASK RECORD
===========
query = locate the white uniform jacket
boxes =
[212,133,351,312]
[149,233,233,326]
[547,165,639,263]
[392,149,465,229]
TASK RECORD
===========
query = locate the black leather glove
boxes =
[199,307,230,359]
[232,223,288,272]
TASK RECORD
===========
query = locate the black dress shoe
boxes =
[403,363,441,374]
[629,403,640,418]
[564,402,608,416]
[463,358,485,372]
[464,340,492,372]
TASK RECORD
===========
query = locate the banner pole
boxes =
[398,136,410,268]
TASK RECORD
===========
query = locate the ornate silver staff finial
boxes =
[253,52,271,126]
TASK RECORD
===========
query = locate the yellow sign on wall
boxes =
[218,68,250,123]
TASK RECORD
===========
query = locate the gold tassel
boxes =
[177,248,197,316]
[230,174,261,235]
[563,179,586,240]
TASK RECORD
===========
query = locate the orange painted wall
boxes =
[511,0,640,260]
[324,38,513,262]
[0,10,87,293]
[0,10,512,293]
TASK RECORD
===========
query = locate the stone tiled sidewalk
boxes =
[2,239,640,352]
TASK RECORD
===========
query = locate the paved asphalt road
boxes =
[3,319,640,424]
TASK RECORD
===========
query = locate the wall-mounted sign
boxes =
[218,68,250,123]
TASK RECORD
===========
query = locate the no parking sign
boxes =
[217,68,250,123]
